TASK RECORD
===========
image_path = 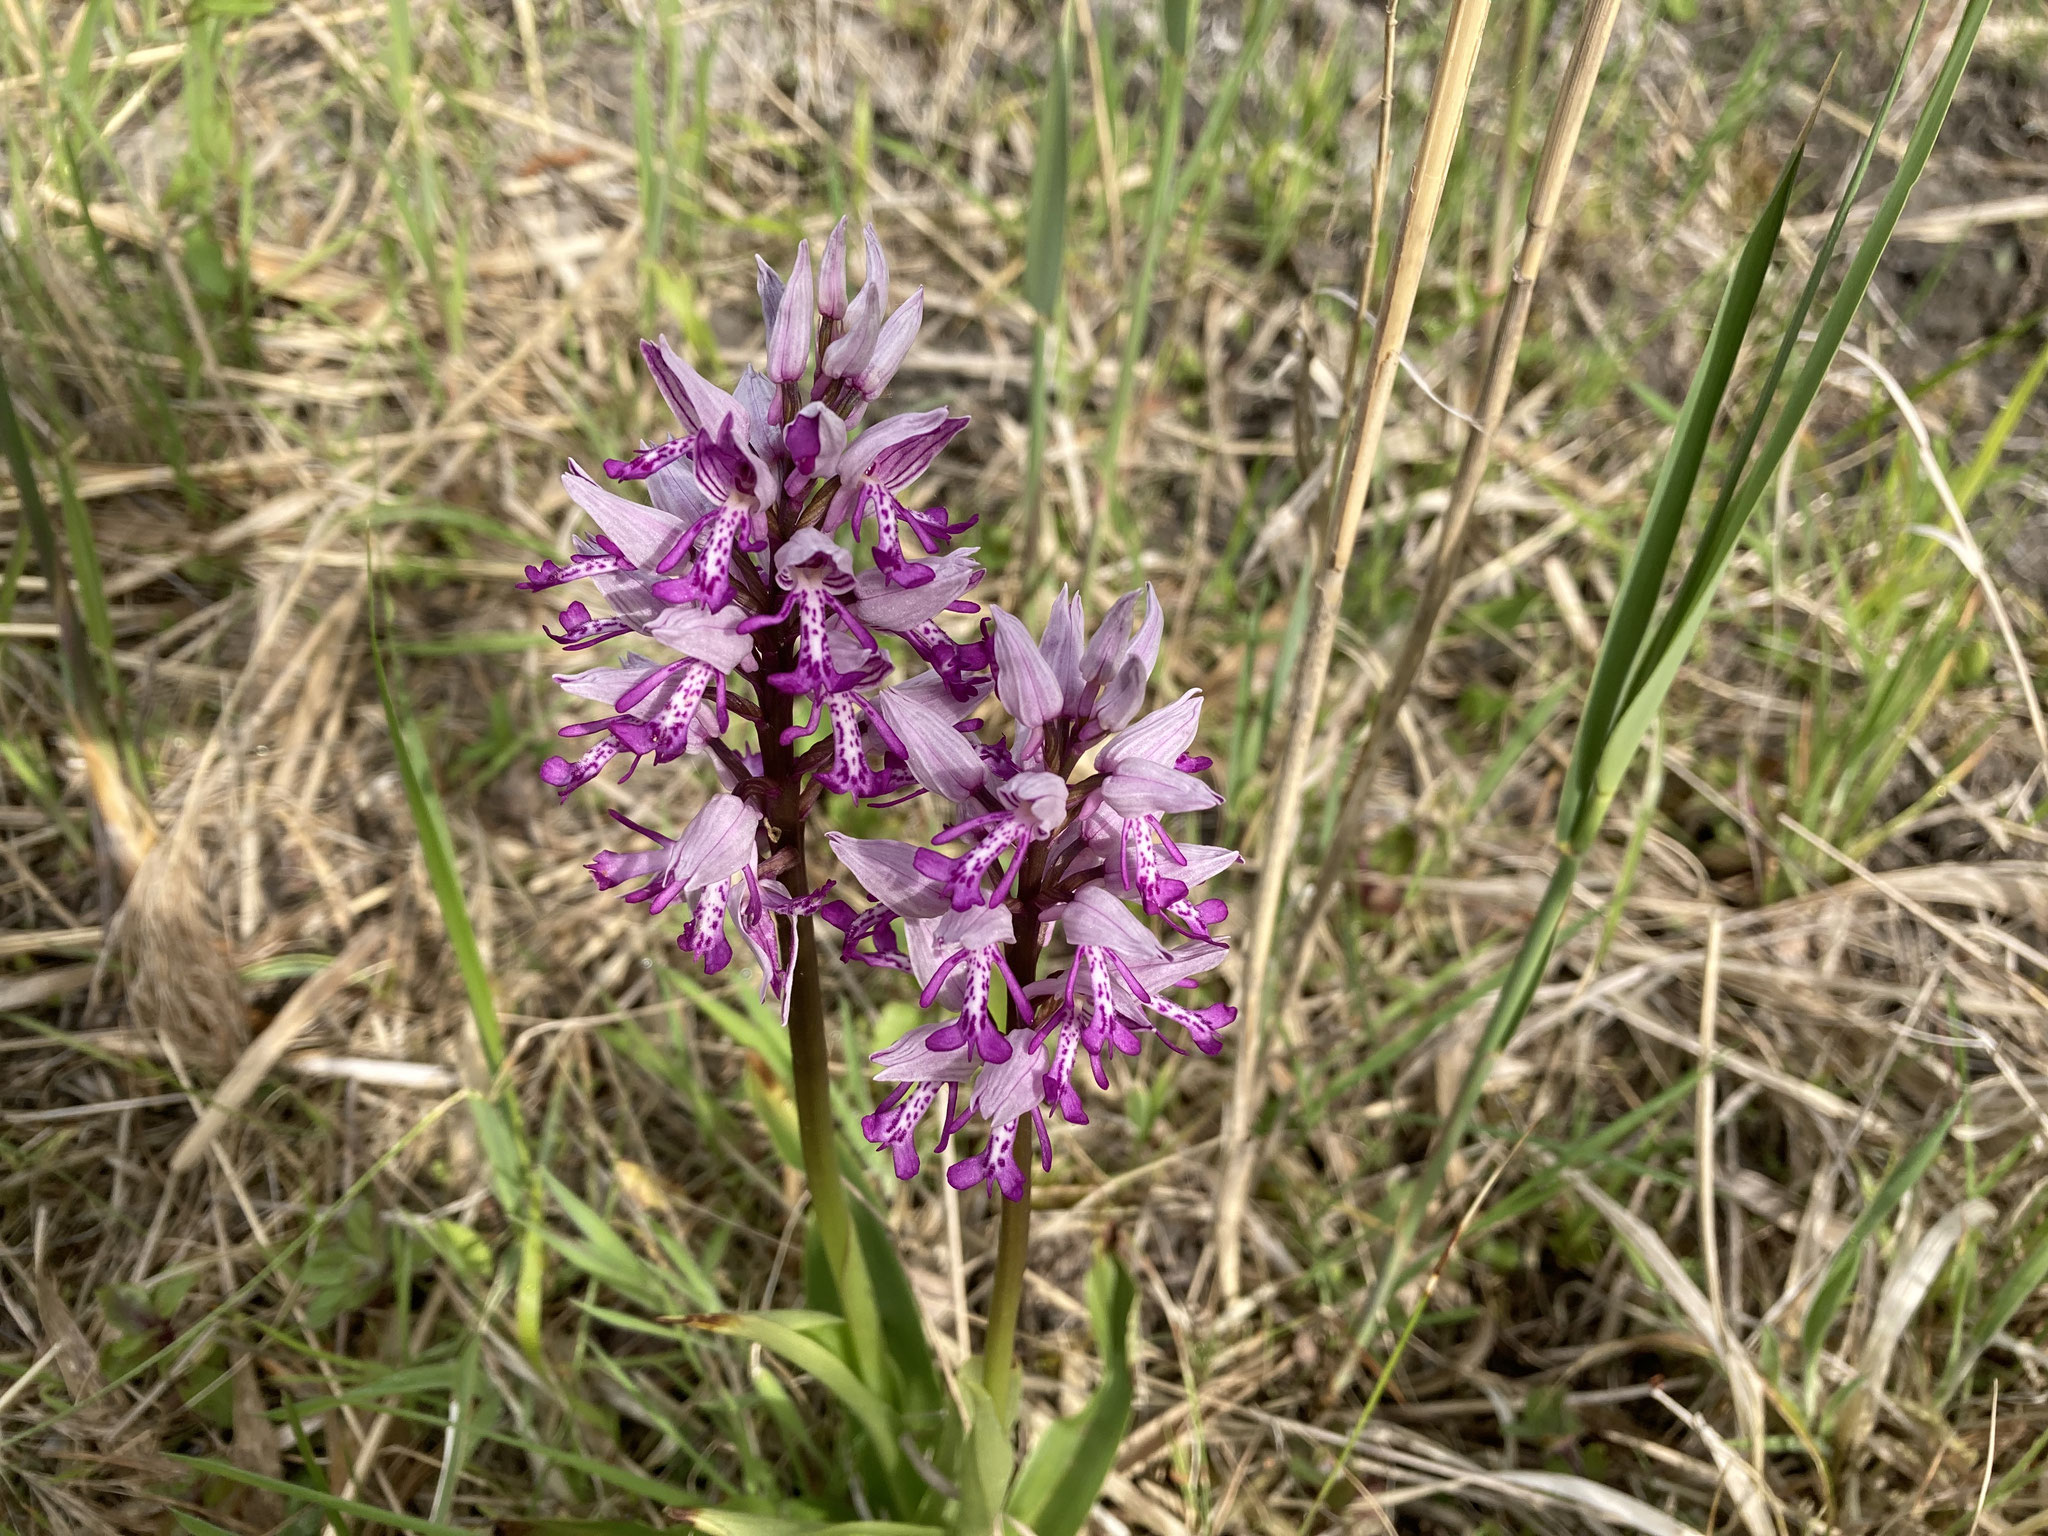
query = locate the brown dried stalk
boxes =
[1276,0,1625,1017]
[1214,0,1498,1303]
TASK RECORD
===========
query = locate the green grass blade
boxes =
[1019,4,1072,583]
[1597,0,1991,801]
[53,458,130,757]
[685,1519,940,1536]
[951,1377,1013,1536]
[1359,854,1582,1341]
[1951,327,2048,513]
[1937,1217,2048,1408]
[1007,1249,1135,1536]
[166,1456,472,1536]
[0,352,134,824]
[1800,1100,1961,1366]
[685,1311,906,1486]
[850,1201,943,1418]
[542,1168,684,1313]
[1080,0,1198,593]
[367,579,508,1074]
[1022,13,1071,324]
[1555,135,1805,847]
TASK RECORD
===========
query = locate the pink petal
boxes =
[827,832,953,919]
[990,607,1063,729]
[1099,690,1205,773]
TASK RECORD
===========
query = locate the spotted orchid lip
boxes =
[525,226,1235,1197]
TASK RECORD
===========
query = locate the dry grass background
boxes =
[5,0,2048,1531]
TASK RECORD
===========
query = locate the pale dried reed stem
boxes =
[1215,0,1497,1302]
[1277,0,1626,1032]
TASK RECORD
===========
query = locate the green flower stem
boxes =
[981,1119,1034,1417]
[754,562,855,1286]
[983,840,1050,1419]
[782,858,851,1274]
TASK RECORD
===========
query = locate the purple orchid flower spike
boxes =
[907,905,1025,1063]
[1086,689,1223,920]
[584,793,765,969]
[913,771,1067,910]
[522,221,1235,1216]
[742,530,881,704]
[588,794,830,1003]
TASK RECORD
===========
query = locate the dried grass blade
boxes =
[1833,1198,1994,1459]
[1217,0,1496,1303]
[367,580,508,1077]
[169,924,389,1174]
[1486,1470,1706,1536]
[1651,1388,1779,1536]
[1279,0,1625,1006]
[1567,1171,1770,1463]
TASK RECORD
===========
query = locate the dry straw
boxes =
[1278,0,1626,1038]
[1216,0,1496,1300]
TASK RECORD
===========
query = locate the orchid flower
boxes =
[523,224,1237,1200]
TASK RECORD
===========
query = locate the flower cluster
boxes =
[828,588,1239,1199]
[524,225,1237,1199]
